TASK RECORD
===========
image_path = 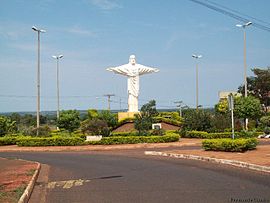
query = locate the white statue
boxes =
[107,55,159,112]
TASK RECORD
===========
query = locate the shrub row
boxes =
[181,131,232,139]
[202,138,258,152]
[86,135,180,145]
[16,136,84,147]
[181,131,262,139]
[153,117,182,127]
[0,136,17,146]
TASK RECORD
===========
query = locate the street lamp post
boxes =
[32,26,46,136]
[52,55,64,122]
[192,54,202,111]
[236,21,252,129]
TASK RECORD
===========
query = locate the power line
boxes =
[205,0,270,27]
[188,0,270,33]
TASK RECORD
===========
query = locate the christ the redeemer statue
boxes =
[106,55,159,112]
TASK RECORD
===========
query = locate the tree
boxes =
[0,116,17,136]
[238,67,270,112]
[214,99,229,114]
[98,110,118,128]
[234,96,262,130]
[87,109,99,120]
[134,100,158,135]
[81,119,110,136]
[182,109,213,132]
[57,110,80,133]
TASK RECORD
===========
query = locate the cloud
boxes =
[89,0,122,10]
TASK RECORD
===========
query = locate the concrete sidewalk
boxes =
[164,139,270,167]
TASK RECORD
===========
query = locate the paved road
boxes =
[0,150,269,203]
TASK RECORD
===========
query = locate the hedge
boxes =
[181,131,261,139]
[16,136,84,147]
[153,117,182,127]
[110,132,139,137]
[0,136,17,146]
[86,135,180,145]
[111,131,179,137]
[181,131,232,139]
[202,138,258,152]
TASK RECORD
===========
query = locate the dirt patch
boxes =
[0,158,38,203]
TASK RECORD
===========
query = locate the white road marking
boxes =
[47,179,90,189]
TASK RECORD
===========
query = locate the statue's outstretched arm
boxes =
[138,64,159,76]
[106,64,129,76]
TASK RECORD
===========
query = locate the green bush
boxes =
[181,131,232,139]
[202,138,258,152]
[16,136,84,147]
[0,136,18,146]
[110,132,139,137]
[181,130,262,139]
[153,117,182,127]
[86,135,180,145]
[22,125,51,137]
[150,128,166,136]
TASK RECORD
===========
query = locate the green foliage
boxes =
[202,138,258,152]
[57,110,80,132]
[158,112,182,121]
[116,117,135,128]
[181,131,232,139]
[87,109,99,120]
[209,113,231,132]
[16,136,84,146]
[134,100,158,135]
[81,119,110,136]
[153,117,182,127]
[110,132,139,136]
[181,130,260,139]
[182,109,212,132]
[21,125,51,137]
[234,96,262,120]
[150,128,166,136]
[260,116,270,127]
[0,116,17,136]
[263,127,270,135]
[0,136,17,146]
[215,99,229,114]
[86,134,180,145]
[98,110,118,128]
[238,67,270,111]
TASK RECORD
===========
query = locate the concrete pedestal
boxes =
[118,112,139,121]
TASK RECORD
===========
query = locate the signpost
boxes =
[228,94,235,139]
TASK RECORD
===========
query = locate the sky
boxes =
[0,0,269,112]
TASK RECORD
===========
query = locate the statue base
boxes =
[118,112,139,121]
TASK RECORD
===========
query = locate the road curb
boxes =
[144,151,270,174]
[18,162,41,203]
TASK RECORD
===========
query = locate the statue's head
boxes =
[129,55,136,65]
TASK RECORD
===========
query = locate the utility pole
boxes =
[174,101,183,117]
[104,94,115,111]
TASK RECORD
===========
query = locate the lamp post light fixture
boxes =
[32,26,46,136]
[52,55,64,122]
[192,54,202,111]
[236,21,252,98]
[236,21,252,130]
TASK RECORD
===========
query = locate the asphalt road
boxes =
[0,150,269,203]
